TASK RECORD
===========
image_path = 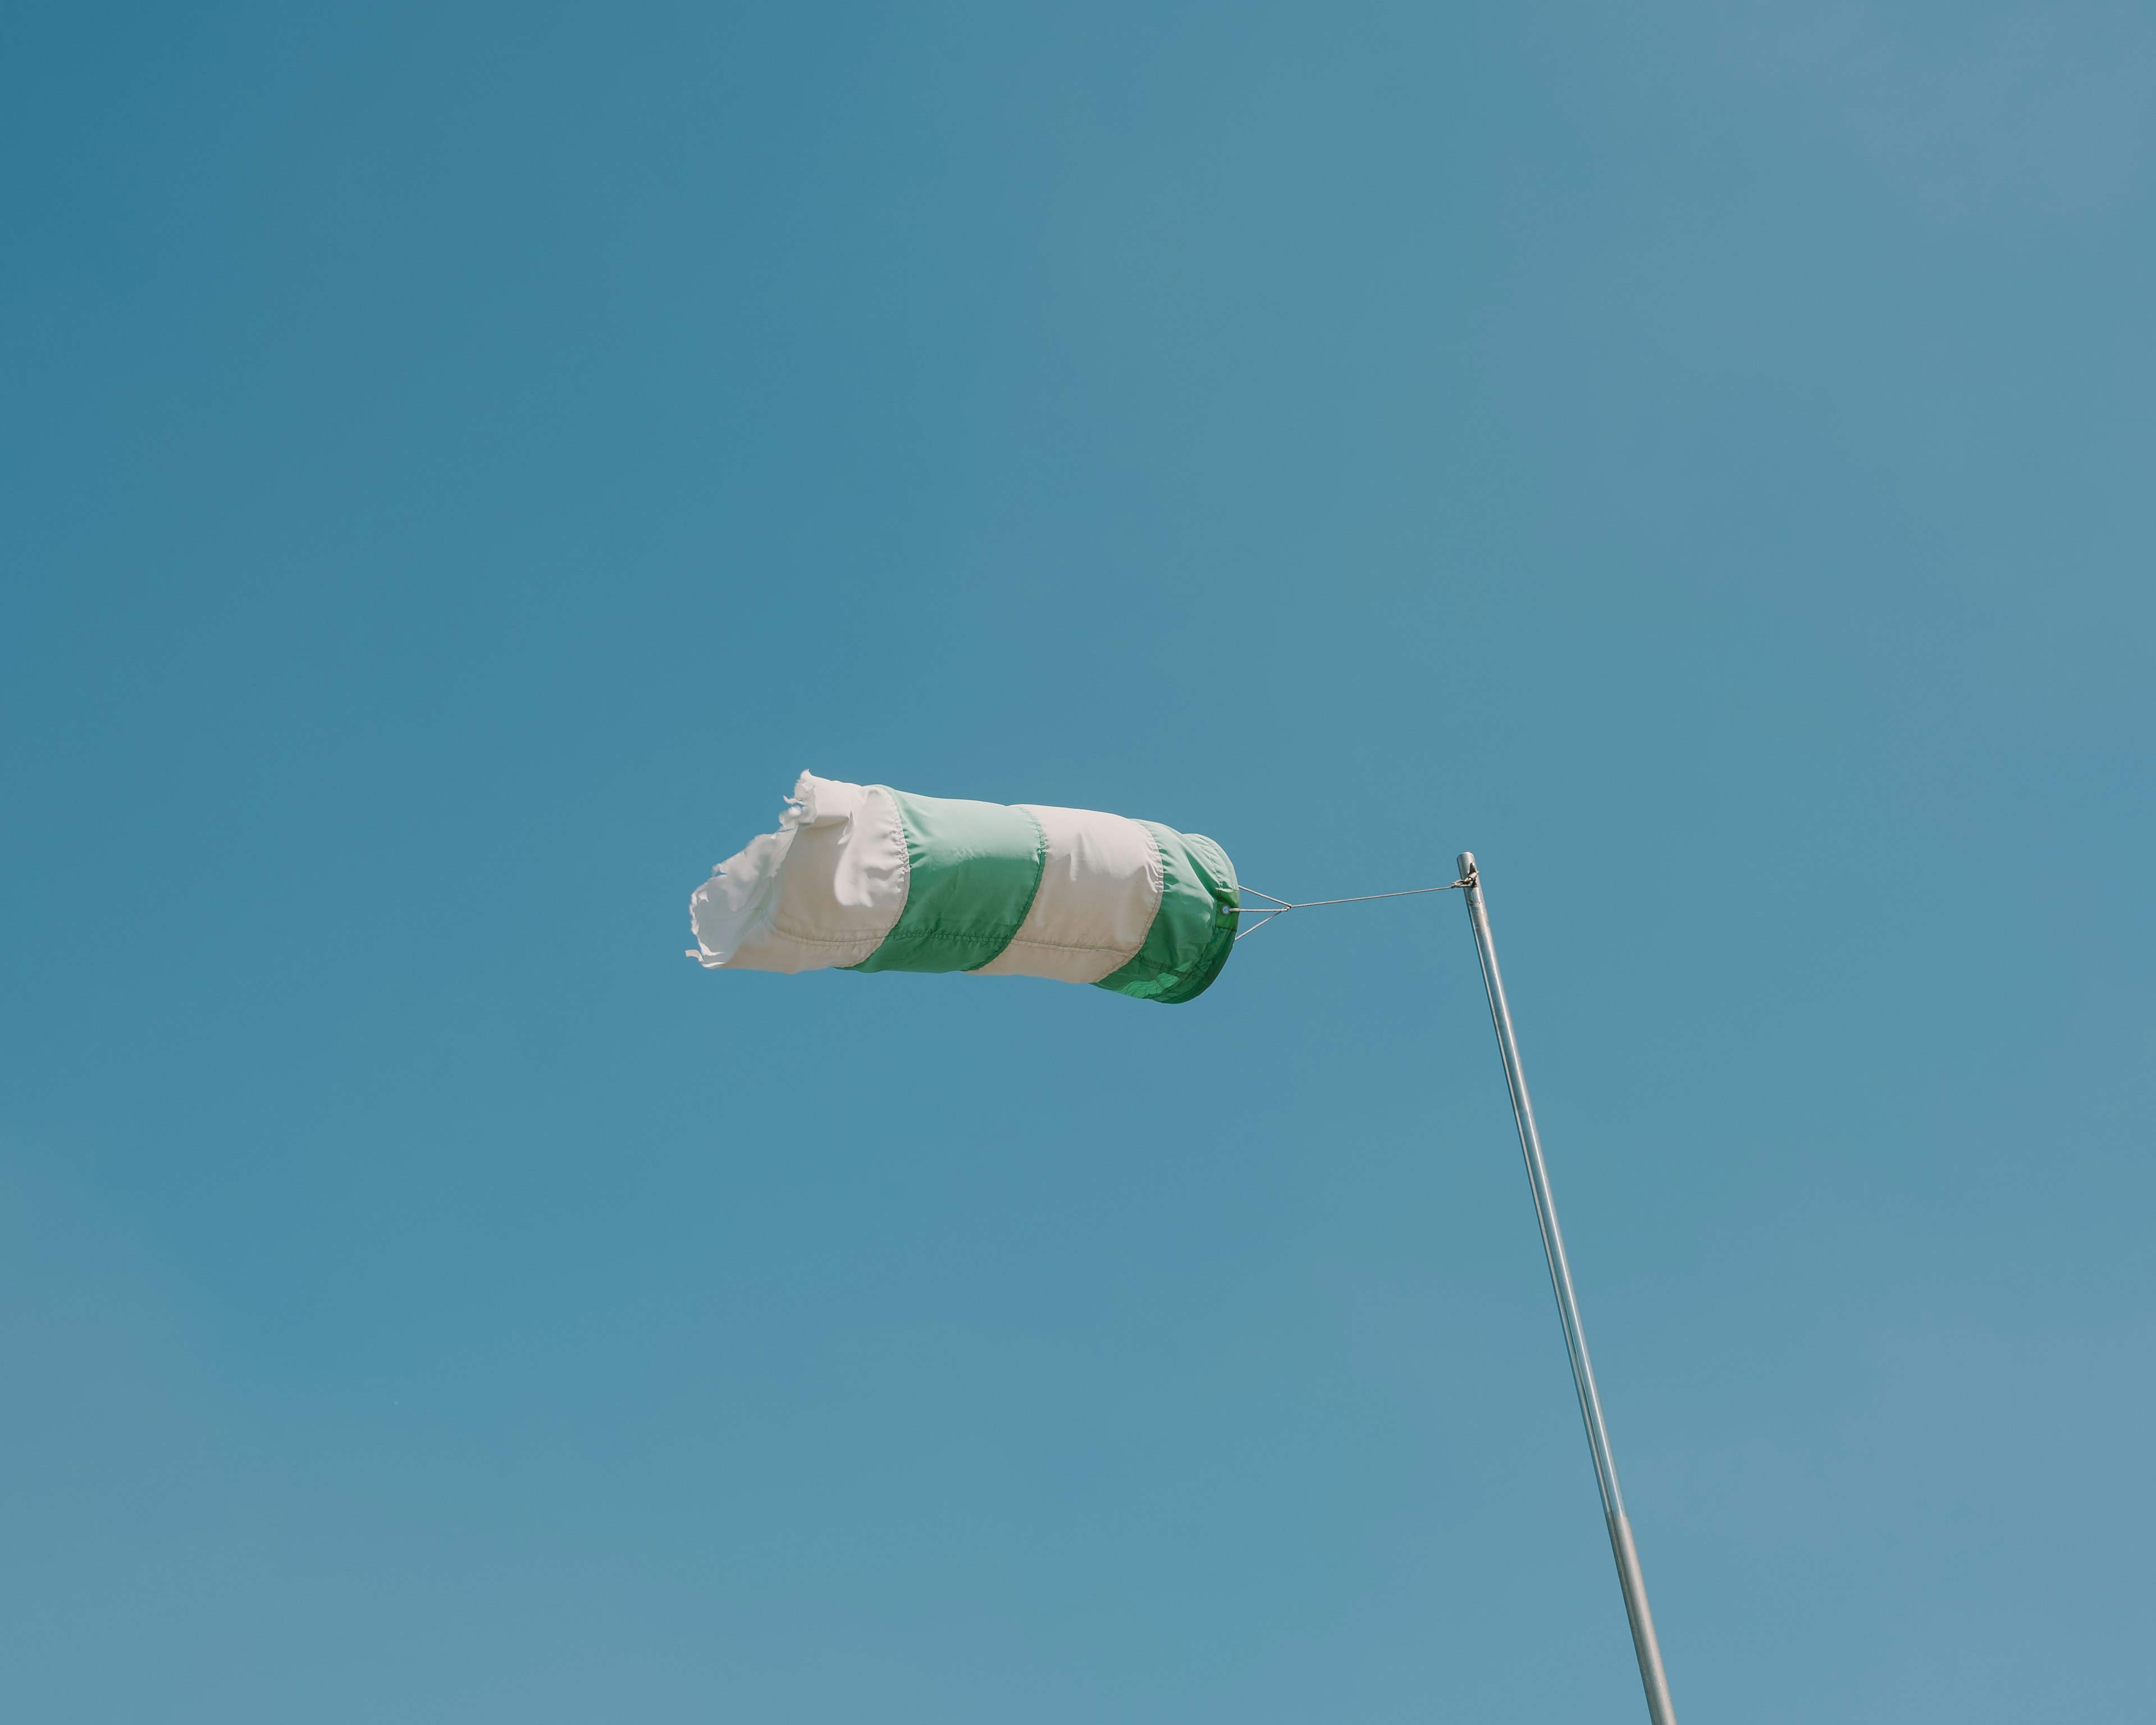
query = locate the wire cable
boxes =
[1228,874,1474,939]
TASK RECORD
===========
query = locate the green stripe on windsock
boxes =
[1092,822,1239,1003]
[848,791,1047,975]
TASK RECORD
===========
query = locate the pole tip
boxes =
[1455,851,1476,878]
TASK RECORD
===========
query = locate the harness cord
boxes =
[1230,868,1477,941]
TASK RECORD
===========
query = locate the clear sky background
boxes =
[4,3,2152,1721]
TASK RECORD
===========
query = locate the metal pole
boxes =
[1455,851,1678,1725]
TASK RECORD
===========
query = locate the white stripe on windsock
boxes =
[966,804,1163,984]
[689,774,908,972]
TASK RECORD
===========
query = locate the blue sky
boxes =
[3,3,2152,1719]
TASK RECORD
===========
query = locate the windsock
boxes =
[688,773,1239,1003]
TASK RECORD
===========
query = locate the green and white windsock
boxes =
[688,773,1240,1004]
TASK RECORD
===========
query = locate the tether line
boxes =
[1231,877,1473,939]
